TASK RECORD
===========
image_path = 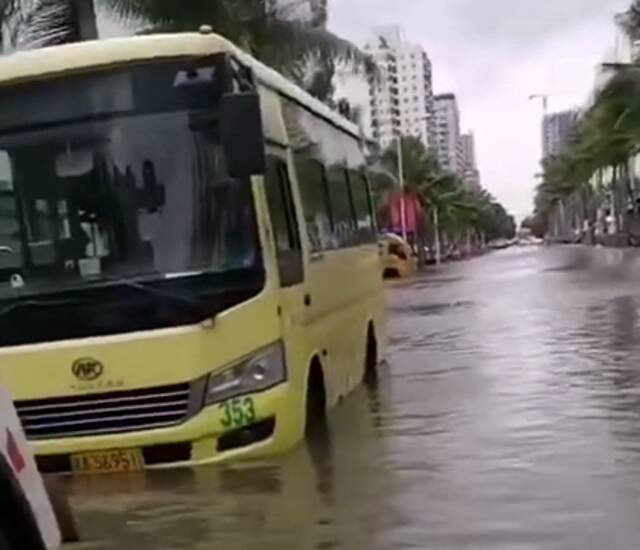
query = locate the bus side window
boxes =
[265,156,303,287]
[294,155,334,252]
[326,165,357,248]
[348,170,377,243]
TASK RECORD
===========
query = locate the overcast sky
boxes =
[99,1,632,219]
[329,0,631,220]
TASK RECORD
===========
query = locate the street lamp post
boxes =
[395,114,433,245]
[529,93,549,161]
[72,0,99,41]
[528,93,548,116]
[396,135,408,242]
[396,137,443,265]
[601,61,639,230]
[433,205,441,265]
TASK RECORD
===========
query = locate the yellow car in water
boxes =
[379,234,417,279]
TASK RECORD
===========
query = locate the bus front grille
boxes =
[15,383,197,440]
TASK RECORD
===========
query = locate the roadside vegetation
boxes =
[0,0,369,104]
[372,136,515,261]
[525,0,640,245]
[0,0,514,260]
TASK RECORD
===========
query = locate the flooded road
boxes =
[73,246,640,549]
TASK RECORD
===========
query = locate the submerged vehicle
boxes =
[0,31,385,473]
[380,234,417,279]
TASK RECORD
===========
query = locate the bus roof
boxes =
[0,32,361,138]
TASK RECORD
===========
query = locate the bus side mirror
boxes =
[220,92,266,178]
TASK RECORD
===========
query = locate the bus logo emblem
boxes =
[72,358,104,381]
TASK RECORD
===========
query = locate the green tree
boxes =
[531,0,640,241]
[375,135,514,261]
[379,135,441,193]
[619,0,640,41]
[532,58,640,241]
[4,0,98,46]
[4,0,370,103]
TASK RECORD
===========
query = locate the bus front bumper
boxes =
[32,383,301,474]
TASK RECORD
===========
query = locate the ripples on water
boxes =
[73,247,640,549]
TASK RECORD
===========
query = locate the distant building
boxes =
[363,26,436,151]
[460,133,476,168]
[460,132,481,189]
[542,110,579,158]
[434,93,465,175]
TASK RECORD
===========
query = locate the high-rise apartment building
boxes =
[364,26,436,151]
[434,93,465,175]
[542,109,578,158]
[460,132,481,189]
[460,133,475,168]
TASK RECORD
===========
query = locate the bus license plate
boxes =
[71,449,144,473]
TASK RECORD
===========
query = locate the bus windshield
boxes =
[0,58,264,346]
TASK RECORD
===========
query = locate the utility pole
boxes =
[73,0,99,41]
[530,93,554,237]
[528,93,548,158]
[529,93,548,115]
[433,205,441,265]
[396,135,408,243]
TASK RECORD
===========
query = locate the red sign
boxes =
[6,428,25,474]
[388,192,423,234]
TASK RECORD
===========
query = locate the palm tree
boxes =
[619,0,640,42]
[7,0,98,47]
[532,59,640,242]
[379,135,440,192]
[375,135,514,261]
[374,136,440,260]
[4,0,370,103]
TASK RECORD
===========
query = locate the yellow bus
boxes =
[0,31,385,473]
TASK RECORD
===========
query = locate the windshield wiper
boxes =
[0,297,85,318]
[95,276,211,322]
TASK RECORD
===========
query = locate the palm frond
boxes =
[619,1,640,41]
[14,0,78,48]
[103,0,370,102]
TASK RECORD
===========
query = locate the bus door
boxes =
[263,148,308,418]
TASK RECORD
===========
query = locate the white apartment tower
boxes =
[434,93,465,175]
[364,26,436,151]
[460,132,481,189]
[460,133,476,168]
[542,109,578,158]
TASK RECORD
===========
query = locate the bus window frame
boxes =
[265,153,304,287]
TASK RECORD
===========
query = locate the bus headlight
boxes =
[205,343,286,405]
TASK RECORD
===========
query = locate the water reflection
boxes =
[73,247,640,549]
[73,370,395,550]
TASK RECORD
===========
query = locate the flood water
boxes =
[73,246,640,550]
